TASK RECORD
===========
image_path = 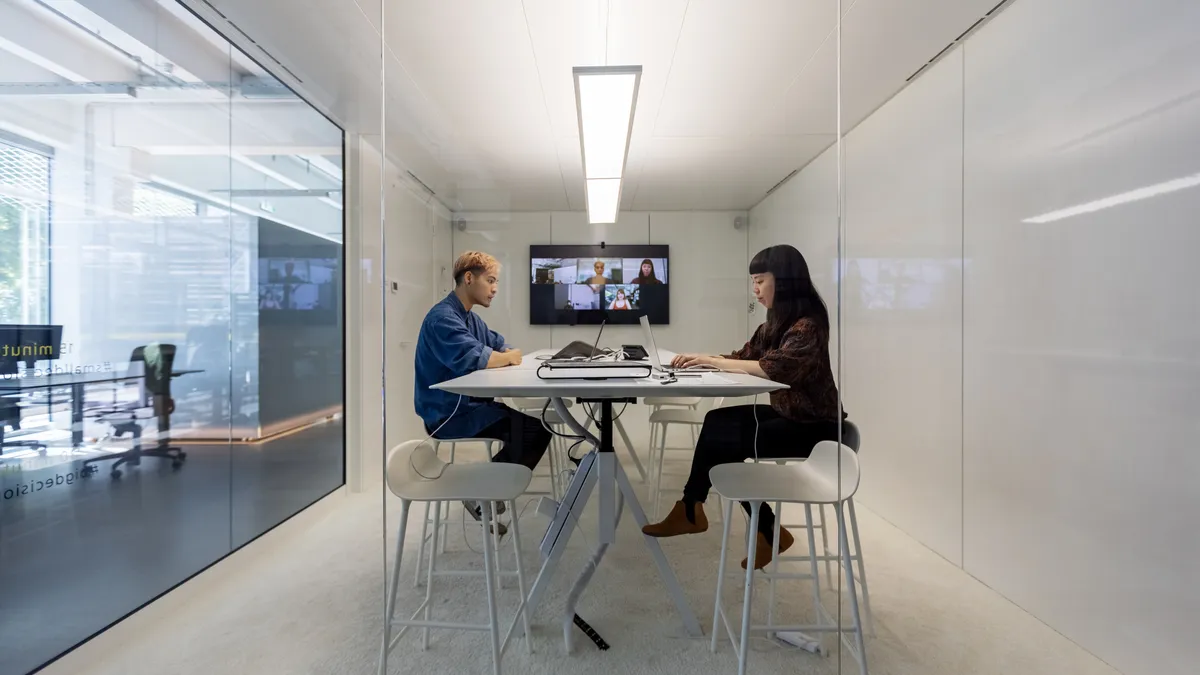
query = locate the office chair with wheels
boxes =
[0,396,47,457]
[83,344,187,478]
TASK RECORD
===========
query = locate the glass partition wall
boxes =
[376,1,850,673]
[0,3,345,673]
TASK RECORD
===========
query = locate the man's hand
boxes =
[486,348,523,369]
[671,353,719,369]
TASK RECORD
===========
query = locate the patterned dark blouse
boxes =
[726,317,845,423]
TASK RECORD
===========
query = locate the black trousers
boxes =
[441,405,552,471]
[683,405,844,542]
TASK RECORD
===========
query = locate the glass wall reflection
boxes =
[0,2,344,673]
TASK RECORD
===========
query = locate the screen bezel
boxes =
[529,244,669,326]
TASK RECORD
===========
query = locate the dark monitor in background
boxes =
[0,324,63,374]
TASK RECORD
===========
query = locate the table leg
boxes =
[564,398,702,638]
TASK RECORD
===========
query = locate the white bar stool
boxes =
[644,395,702,450]
[413,438,500,588]
[380,440,533,675]
[770,421,873,634]
[709,441,869,675]
[647,398,724,520]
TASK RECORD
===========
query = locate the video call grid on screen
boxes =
[529,244,669,325]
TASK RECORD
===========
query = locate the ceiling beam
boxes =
[109,102,341,153]
[0,2,137,83]
[76,0,240,85]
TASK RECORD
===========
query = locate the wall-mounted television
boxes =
[530,244,669,325]
[257,256,340,326]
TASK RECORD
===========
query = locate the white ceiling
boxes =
[190,0,1002,213]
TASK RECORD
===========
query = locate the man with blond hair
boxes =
[414,251,550,530]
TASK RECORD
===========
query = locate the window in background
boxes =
[0,137,51,324]
[132,184,199,218]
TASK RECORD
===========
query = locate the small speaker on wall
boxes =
[455,218,467,232]
[734,216,745,230]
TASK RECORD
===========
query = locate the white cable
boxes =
[752,392,761,463]
[410,394,463,480]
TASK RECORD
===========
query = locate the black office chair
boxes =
[83,344,187,478]
[0,395,47,458]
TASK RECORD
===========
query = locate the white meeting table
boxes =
[433,348,785,653]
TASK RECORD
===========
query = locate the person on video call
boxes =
[608,287,632,310]
[586,260,609,285]
[280,261,306,284]
[414,251,551,532]
[642,244,849,570]
[632,258,662,285]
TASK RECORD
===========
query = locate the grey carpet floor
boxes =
[44,460,1121,675]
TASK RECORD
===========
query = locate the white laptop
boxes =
[639,315,681,373]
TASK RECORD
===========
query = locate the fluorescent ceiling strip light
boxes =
[1022,171,1200,223]
[586,179,621,225]
[574,65,641,223]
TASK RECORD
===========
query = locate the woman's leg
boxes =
[681,405,773,509]
[643,406,771,537]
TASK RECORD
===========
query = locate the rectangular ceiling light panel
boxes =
[574,65,641,224]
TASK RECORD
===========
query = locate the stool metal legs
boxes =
[711,498,870,675]
[380,498,529,675]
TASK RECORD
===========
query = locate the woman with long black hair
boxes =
[632,258,661,284]
[642,244,847,570]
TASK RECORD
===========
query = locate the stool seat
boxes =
[643,396,701,407]
[649,408,705,425]
[710,443,860,505]
[397,462,533,503]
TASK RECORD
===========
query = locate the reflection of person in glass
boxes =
[608,288,631,310]
[259,289,282,309]
[586,260,608,285]
[642,244,850,571]
[278,261,309,308]
[632,258,661,285]
[280,261,306,284]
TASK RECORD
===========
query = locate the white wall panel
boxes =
[751,1,1200,672]
[383,172,443,450]
[962,1,1200,674]
[452,212,552,354]
[842,47,964,564]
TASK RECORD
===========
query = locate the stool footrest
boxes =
[391,619,492,632]
[432,569,520,578]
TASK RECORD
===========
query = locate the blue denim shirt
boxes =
[414,292,510,438]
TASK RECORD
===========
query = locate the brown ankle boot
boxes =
[742,527,795,570]
[642,501,708,537]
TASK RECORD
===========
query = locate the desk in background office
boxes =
[0,370,202,453]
